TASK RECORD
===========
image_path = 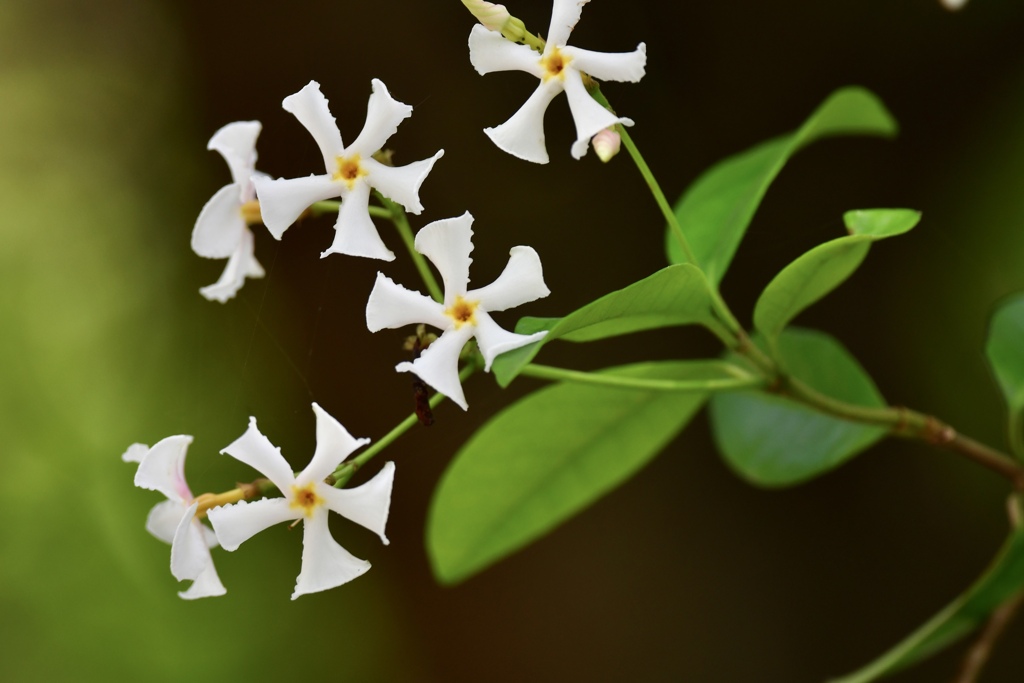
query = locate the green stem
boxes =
[310,200,390,220]
[520,362,765,392]
[331,364,477,486]
[378,195,444,303]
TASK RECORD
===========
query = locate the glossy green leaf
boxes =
[985,293,1024,460]
[428,361,709,584]
[709,328,886,486]
[492,264,719,386]
[753,209,920,349]
[831,529,1024,683]
[666,87,898,285]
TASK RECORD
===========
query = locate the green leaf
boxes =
[492,264,719,386]
[985,293,1024,460]
[831,529,1024,683]
[709,328,886,486]
[428,361,709,584]
[753,209,920,349]
[666,87,898,285]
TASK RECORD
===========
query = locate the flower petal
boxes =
[320,461,395,544]
[414,212,475,305]
[563,44,647,83]
[473,311,548,371]
[220,416,295,493]
[170,501,207,581]
[468,24,544,77]
[396,325,475,410]
[145,499,186,545]
[321,180,394,260]
[346,79,413,158]
[484,82,561,164]
[365,272,448,332]
[207,120,261,190]
[296,403,370,486]
[282,81,344,171]
[121,442,149,464]
[562,73,633,160]
[547,0,588,48]
[178,560,227,600]
[364,151,444,215]
[468,245,550,312]
[253,174,338,240]
[134,435,193,504]
[192,183,246,258]
[292,510,371,599]
[207,497,297,552]
[199,227,265,303]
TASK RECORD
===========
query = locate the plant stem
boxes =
[310,200,390,220]
[520,362,765,392]
[378,195,444,303]
[952,589,1024,683]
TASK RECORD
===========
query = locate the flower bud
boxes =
[461,0,511,32]
[591,128,621,163]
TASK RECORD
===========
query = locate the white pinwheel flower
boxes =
[366,212,551,410]
[468,0,646,163]
[207,403,394,600]
[123,437,227,600]
[191,121,266,303]
[253,79,444,261]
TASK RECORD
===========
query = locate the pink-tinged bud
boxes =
[461,0,512,32]
[591,128,621,163]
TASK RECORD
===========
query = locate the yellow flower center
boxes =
[445,296,479,329]
[290,483,324,518]
[540,47,572,82]
[333,154,368,189]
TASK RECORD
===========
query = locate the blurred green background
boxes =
[2,0,1024,680]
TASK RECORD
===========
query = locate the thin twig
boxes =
[952,590,1024,683]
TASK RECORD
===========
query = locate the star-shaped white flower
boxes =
[366,212,551,410]
[207,403,394,600]
[468,0,646,163]
[253,79,444,261]
[123,437,227,600]
[191,121,266,302]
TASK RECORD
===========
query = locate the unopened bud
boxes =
[462,0,512,32]
[591,128,621,163]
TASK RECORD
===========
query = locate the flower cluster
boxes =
[131,0,645,599]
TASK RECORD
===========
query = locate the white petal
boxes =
[365,272,448,332]
[564,44,647,83]
[134,434,193,504]
[472,311,548,371]
[170,501,206,581]
[253,174,338,240]
[121,443,149,464]
[346,79,413,157]
[192,183,246,258]
[178,560,226,600]
[468,24,544,77]
[321,180,394,260]
[199,228,264,303]
[296,403,370,486]
[208,120,261,190]
[396,325,475,410]
[414,212,475,305]
[320,461,395,544]
[145,499,186,545]
[548,0,589,48]
[207,497,297,552]
[364,150,444,215]
[293,510,371,599]
[563,72,633,160]
[484,82,561,164]
[282,81,344,171]
[220,416,295,493]
[468,245,550,312]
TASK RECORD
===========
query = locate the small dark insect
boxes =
[404,324,436,426]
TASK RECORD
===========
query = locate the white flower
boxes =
[191,121,266,303]
[468,0,646,163]
[123,437,227,600]
[253,80,444,261]
[207,403,394,600]
[365,212,550,410]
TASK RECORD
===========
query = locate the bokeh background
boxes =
[3,0,1024,680]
